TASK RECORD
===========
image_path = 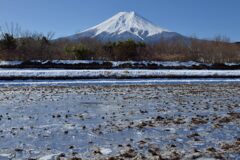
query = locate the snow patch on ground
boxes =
[39,154,59,160]
[0,61,22,66]
[100,148,112,155]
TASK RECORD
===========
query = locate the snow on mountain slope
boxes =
[87,11,167,37]
[64,11,185,43]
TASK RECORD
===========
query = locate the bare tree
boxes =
[0,23,22,38]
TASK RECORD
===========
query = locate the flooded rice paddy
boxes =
[0,82,239,159]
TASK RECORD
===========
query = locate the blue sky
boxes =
[1,0,240,41]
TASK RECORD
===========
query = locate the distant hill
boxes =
[235,42,240,45]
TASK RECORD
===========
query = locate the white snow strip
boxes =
[0,69,239,78]
[0,60,238,67]
[51,60,104,65]
[0,69,239,79]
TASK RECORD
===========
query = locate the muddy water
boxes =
[0,84,239,159]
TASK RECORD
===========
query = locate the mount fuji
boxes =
[63,11,186,43]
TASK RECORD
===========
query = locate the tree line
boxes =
[0,24,240,63]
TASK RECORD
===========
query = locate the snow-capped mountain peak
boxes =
[64,11,184,43]
[85,11,168,38]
